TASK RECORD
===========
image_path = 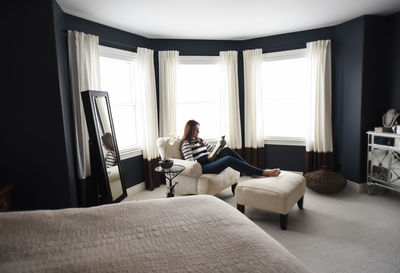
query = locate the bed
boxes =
[0,195,310,273]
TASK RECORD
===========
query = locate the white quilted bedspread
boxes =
[0,195,310,273]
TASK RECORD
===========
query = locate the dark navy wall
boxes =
[65,14,148,52]
[148,39,241,55]
[242,27,335,52]
[120,156,145,188]
[52,1,78,207]
[361,16,391,134]
[333,18,365,182]
[265,145,305,171]
[388,13,400,108]
[4,0,77,210]
[360,16,392,182]
[332,15,395,183]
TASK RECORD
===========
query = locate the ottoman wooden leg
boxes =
[297,196,304,209]
[231,183,237,195]
[237,204,245,214]
[280,214,288,230]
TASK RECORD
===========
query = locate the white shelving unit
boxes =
[366,131,400,194]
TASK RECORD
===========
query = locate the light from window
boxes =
[262,49,309,140]
[176,57,222,139]
[99,46,139,151]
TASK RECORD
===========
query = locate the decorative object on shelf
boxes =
[392,125,400,135]
[159,158,174,169]
[382,109,400,132]
[304,165,346,194]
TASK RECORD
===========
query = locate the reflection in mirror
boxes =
[94,96,124,201]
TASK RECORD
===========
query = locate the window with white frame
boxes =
[261,49,309,144]
[176,56,223,140]
[99,45,140,152]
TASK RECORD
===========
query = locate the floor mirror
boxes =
[81,90,127,204]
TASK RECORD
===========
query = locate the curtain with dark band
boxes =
[144,159,161,190]
[243,49,266,169]
[220,51,243,154]
[137,47,161,190]
[305,152,333,173]
[305,40,333,173]
[244,148,265,169]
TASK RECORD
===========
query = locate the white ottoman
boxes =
[235,171,306,230]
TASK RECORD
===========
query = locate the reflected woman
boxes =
[101,132,117,168]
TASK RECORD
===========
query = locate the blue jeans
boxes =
[202,147,263,176]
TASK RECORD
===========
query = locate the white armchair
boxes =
[157,137,240,195]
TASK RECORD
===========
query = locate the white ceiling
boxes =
[57,0,400,40]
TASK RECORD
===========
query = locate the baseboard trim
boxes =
[126,182,145,196]
[346,180,366,193]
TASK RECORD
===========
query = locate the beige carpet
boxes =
[124,178,400,273]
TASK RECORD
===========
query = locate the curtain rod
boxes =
[63,29,138,51]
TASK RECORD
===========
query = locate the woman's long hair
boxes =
[180,120,199,146]
[101,132,115,151]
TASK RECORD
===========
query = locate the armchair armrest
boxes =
[172,159,203,177]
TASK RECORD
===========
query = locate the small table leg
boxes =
[166,179,174,198]
[237,204,245,213]
[167,192,174,198]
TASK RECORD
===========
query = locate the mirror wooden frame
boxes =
[81,90,127,204]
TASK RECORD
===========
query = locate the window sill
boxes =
[119,148,143,160]
[264,137,306,146]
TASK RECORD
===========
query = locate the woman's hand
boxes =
[198,138,205,146]
[220,139,226,148]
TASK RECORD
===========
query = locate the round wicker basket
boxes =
[304,166,346,194]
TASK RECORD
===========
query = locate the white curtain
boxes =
[306,40,333,153]
[68,30,100,179]
[243,49,264,149]
[220,51,242,149]
[158,50,179,137]
[136,47,159,160]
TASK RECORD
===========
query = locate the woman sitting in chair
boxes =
[180,120,280,177]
